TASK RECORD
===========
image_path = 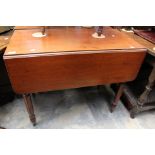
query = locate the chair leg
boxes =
[111,84,124,112]
[23,94,36,126]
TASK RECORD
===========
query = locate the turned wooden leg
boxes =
[128,66,155,119]
[23,94,36,126]
[111,84,124,112]
[138,66,155,106]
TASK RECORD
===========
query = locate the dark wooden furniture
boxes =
[0,29,14,103]
[111,28,155,118]
[0,28,14,129]
[4,27,146,125]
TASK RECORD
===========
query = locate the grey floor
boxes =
[0,85,155,129]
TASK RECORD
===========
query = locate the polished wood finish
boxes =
[5,51,146,94]
[15,26,43,30]
[120,30,155,56]
[4,27,146,94]
[3,27,147,124]
[5,27,145,55]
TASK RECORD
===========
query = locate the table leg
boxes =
[130,66,155,118]
[138,66,155,105]
[23,94,36,126]
[111,84,124,112]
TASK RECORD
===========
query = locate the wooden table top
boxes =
[14,26,43,30]
[120,29,155,57]
[5,27,145,56]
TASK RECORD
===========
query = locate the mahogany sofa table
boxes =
[3,27,146,125]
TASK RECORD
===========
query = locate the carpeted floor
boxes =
[0,85,155,129]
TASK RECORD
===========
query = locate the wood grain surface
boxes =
[5,51,146,93]
[14,26,43,30]
[4,27,147,94]
[120,29,155,57]
[5,27,145,56]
